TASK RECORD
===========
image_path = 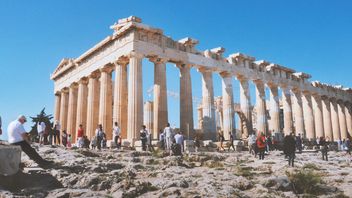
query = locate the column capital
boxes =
[89,71,101,79]
[129,51,144,59]
[78,77,89,85]
[176,62,192,70]
[114,56,129,66]
[55,91,61,96]
[100,65,114,73]
[236,74,248,82]
[149,56,168,64]
[61,87,69,93]
[219,71,232,78]
[267,82,278,89]
[69,82,79,89]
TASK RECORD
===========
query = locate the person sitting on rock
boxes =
[7,115,53,168]
[171,138,182,156]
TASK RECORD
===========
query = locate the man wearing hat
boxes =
[7,115,52,167]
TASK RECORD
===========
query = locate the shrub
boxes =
[286,169,322,195]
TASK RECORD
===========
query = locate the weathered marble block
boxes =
[0,145,22,176]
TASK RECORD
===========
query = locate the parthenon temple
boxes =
[51,16,352,145]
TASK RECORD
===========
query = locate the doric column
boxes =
[86,73,100,140]
[76,78,88,137]
[312,94,324,138]
[268,84,280,134]
[302,91,315,140]
[345,103,352,137]
[337,101,348,140]
[254,80,267,135]
[99,66,113,140]
[200,68,216,140]
[144,101,154,137]
[322,97,333,140]
[151,57,168,139]
[54,92,61,122]
[59,88,69,132]
[127,52,144,143]
[239,78,252,137]
[330,99,340,141]
[113,58,128,139]
[221,72,234,140]
[291,89,304,136]
[67,83,78,141]
[197,104,203,129]
[179,64,194,137]
[281,86,293,135]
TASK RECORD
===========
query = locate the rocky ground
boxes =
[0,145,352,198]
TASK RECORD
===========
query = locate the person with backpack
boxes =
[256,132,266,160]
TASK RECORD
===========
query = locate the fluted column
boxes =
[54,92,61,122]
[179,64,194,136]
[113,58,128,139]
[59,88,69,132]
[197,105,203,129]
[239,78,252,137]
[127,52,144,143]
[337,101,348,140]
[302,92,315,140]
[322,97,333,140]
[144,101,153,137]
[282,86,293,135]
[76,78,88,140]
[151,58,168,139]
[345,103,352,137]
[200,69,216,140]
[99,66,113,140]
[291,89,304,136]
[268,84,280,134]
[86,73,100,139]
[67,83,78,141]
[254,80,267,135]
[312,94,324,138]
[331,99,340,141]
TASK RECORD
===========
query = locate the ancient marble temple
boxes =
[51,16,352,145]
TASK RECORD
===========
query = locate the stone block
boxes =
[184,140,195,153]
[0,145,22,176]
[233,140,243,146]
[121,140,132,147]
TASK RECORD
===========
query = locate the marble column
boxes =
[268,84,280,134]
[302,92,315,140]
[67,83,78,141]
[127,52,144,143]
[200,69,216,140]
[337,101,348,140]
[281,86,293,136]
[54,92,61,122]
[99,67,113,140]
[221,72,234,140]
[152,58,168,139]
[76,78,88,136]
[59,88,69,132]
[86,73,100,139]
[345,103,352,137]
[113,59,128,139]
[254,80,267,135]
[239,78,252,137]
[312,94,324,138]
[197,105,203,130]
[291,89,304,136]
[322,97,333,140]
[179,64,194,137]
[330,99,340,141]
[144,101,154,138]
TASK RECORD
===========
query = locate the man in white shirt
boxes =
[174,132,184,152]
[8,115,52,167]
[37,121,46,145]
[113,122,121,149]
[164,123,173,151]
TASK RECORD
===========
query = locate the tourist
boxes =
[342,139,346,151]
[283,133,296,167]
[296,133,303,153]
[337,138,342,151]
[159,129,165,150]
[248,133,257,156]
[67,134,72,148]
[164,123,173,151]
[47,124,53,145]
[140,125,148,151]
[101,132,107,149]
[194,134,201,152]
[256,132,266,160]
[91,136,97,149]
[316,136,320,146]
[228,132,235,152]
[218,130,225,151]
[7,115,52,167]
[320,136,329,161]
[346,138,351,155]
[62,130,68,147]
[95,124,104,150]
[82,135,90,149]
[266,134,272,153]
[113,122,121,149]
[53,120,61,145]
[77,124,84,148]
[174,131,184,152]
[37,121,46,145]
[171,138,182,156]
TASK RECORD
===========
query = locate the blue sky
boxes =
[0,0,351,140]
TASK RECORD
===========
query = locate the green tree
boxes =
[29,108,53,143]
